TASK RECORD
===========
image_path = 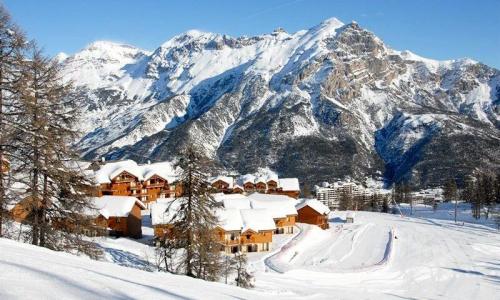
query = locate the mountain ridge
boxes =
[61,17,500,188]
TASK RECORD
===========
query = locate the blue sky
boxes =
[3,0,499,68]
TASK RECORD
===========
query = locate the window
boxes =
[116,218,121,223]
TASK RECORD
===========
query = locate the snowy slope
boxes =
[254,210,500,299]
[0,238,280,300]
[63,18,500,187]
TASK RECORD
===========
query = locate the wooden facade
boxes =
[215,227,273,254]
[243,182,255,192]
[98,171,177,205]
[274,215,296,234]
[97,202,143,238]
[211,179,231,193]
[297,205,329,229]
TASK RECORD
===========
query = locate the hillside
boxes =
[0,237,272,299]
[1,205,499,299]
[61,18,500,187]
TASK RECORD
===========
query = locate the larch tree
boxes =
[13,42,100,257]
[0,5,26,237]
[160,145,222,280]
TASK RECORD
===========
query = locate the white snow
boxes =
[248,193,298,218]
[94,160,179,184]
[0,238,277,300]
[278,178,300,191]
[91,196,145,219]
[296,199,330,215]
[240,209,276,232]
[2,204,499,299]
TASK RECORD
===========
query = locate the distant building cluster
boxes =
[209,172,301,199]
[314,180,391,210]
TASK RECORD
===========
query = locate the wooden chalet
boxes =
[91,196,146,239]
[210,176,234,193]
[216,208,275,253]
[151,200,276,254]
[94,160,180,206]
[296,199,330,229]
[247,193,298,234]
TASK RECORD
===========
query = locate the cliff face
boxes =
[62,18,500,187]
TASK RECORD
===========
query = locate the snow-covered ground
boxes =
[1,204,499,299]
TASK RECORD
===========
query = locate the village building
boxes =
[210,176,234,193]
[94,160,180,206]
[216,208,275,253]
[240,174,256,192]
[209,171,301,199]
[91,196,146,239]
[151,197,276,253]
[296,199,330,229]
[276,178,300,199]
[248,193,298,234]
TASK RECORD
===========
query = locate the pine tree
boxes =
[234,252,254,289]
[443,178,458,223]
[160,145,221,280]
[339,190,352,210]
[0,5,26,237]
[382,197,389,213]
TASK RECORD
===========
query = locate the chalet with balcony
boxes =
[296,199,330,229]
[94,160,179,206]
[216,208,275,253]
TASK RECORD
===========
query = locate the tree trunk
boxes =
[39,172,49,246]
[186,167,194,277]
[0,57,4,238]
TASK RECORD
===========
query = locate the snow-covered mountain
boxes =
[61,18,500,187]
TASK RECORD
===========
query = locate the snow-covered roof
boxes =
[94,160,179,184]
[210,176,234,188]
[346,212,356,219]
[296,199,330,215]
[248,193,298,218]
[239,174,256,184]
[240,209,276,232]
[141,161,179,182]
[214,193,252,210]
[91,196,145,219]
[279,178,300,191]
[216,208,243,231]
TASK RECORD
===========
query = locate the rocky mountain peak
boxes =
[62,17,500,188]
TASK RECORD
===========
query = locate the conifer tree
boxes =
[12,42,100,256]
[0,5,26,236]
[160,145,221,280]
[444,178,458,222]
[234,252,254,289]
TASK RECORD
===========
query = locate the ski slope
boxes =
[1,205,499,299]
[253,210,500,299]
